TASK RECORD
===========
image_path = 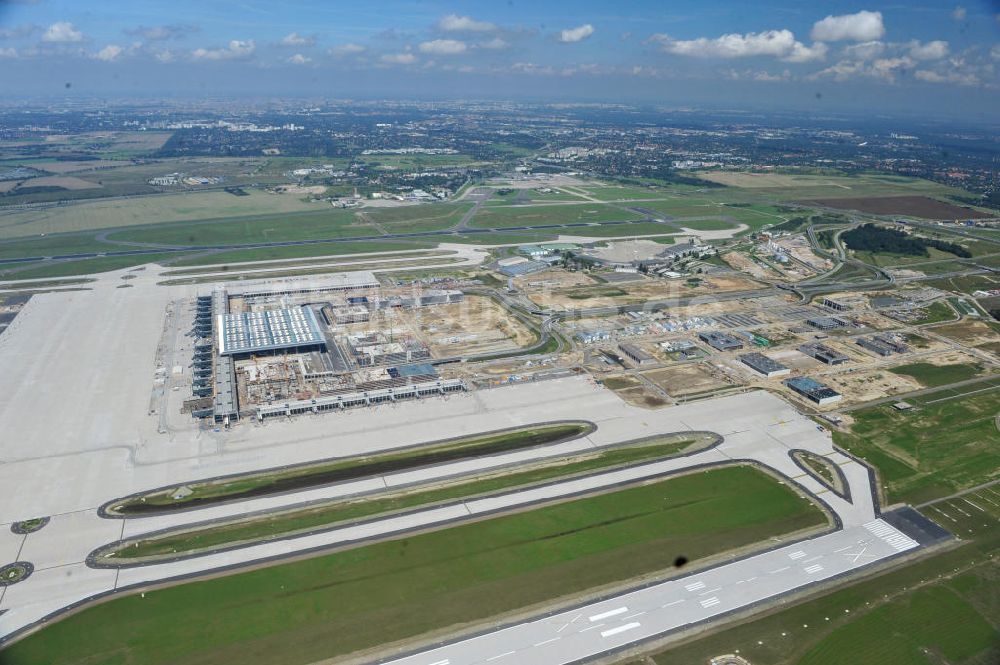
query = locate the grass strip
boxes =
[107,422,594,515]
[99,433,714,562]
[7,466,825,665]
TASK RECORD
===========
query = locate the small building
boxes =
[806,316,849,331]
[892,401,914,411]
[619,343,656,366]
[699,331,744,351]
[518,245,549,258]
[798,342,850,365]
[855,337,894,357]
[739,352,791,378]
[785,377,843,405]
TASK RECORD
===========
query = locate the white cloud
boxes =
[951,6,967,21]
[287,53,312,65]
[280,32,314,47]
[479,37,509,50]
[191,39,255,61]
[869,56,914,81]
[841,40,885,60]
[154,49,175,63]
[811,11,884,42]
[652,29,824,62]
[0,47,18,58]
[330,43,366,56]
[992,44,1000,61]
[380,52,416,64]
[93,44,123,61]
[437,14,496,32]
[908,40,949,61]
[559,24,594,43]
[784,41,828,63]
[418,39,466,55]
[42,21,84,43]
[916,68,978,85]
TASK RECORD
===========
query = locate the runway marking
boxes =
[622,611,646,621]
[834,545,854,553]
[533,638,560,648]
[801,555,823,564]
[486,651,515,661]
[769,566,791,574]
[426,660,450,665]
[788,550,807,560]
[964,498,986,512]
[699,587,722,596]
[804,564,824,574]
[589,607,628,622]
[700,597,721,608]
[839,544,877,564]
[684,581,706,591]
[746,576,758,582]
[556,613,583,633]
[601,622,641,638]
[580,624,604,633]
[863,520,918,552]
[662,599,685,608]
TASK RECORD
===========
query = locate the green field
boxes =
[889,362,984,387]
[0,189,328,238]
[469,203,642,229]
[98,433,717,563]
[834,386,1000,504]
[107,422,594,515]
[4,465,825,665]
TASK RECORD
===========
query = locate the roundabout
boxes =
[0,563,33,588]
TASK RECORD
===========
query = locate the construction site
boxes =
[183,271,477,424]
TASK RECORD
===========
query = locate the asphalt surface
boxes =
[376,520,919,665]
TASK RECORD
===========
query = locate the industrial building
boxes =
[806,316,849,331]
[217,307,326,357]
[619,343,656,366]
[784,377,843,405]
[799,342,850,365]
[739,352,791,378]
[699,331,744,351]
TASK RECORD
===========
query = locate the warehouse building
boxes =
[739,352,791,378]
[699,330,744,351]
[784,377,843,405]
[799,342,850,365]
[619,343,656,366]
[217,307,326,358]
[806,316,849,331]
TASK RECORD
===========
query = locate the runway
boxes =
[375,519,919,665]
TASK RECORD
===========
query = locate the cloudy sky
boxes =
[1,0,999,117]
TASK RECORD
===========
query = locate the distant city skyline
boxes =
[1,1,998,117]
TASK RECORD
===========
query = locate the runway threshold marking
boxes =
[684,581,706,591]
[700,597,721,608]
[426,660,450,665]
[601,623,641,638]
[788,550,807,560]
[589,607,628,622]
[804,564,824,574]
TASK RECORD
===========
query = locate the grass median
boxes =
[5,465,827,665]
[105,421,594,516]
[95,432,716,564]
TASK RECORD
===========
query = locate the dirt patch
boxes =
[527,273,761,310]
[409,295,535,357]
[19,176,101,190]
[274,184,328,195]
[31,160,125,174]
[514,269,596,290]
[800,196,992,220]
[642,364,730,397]
[933,319,1000,347]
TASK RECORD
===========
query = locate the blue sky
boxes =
[1,1,999,116]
